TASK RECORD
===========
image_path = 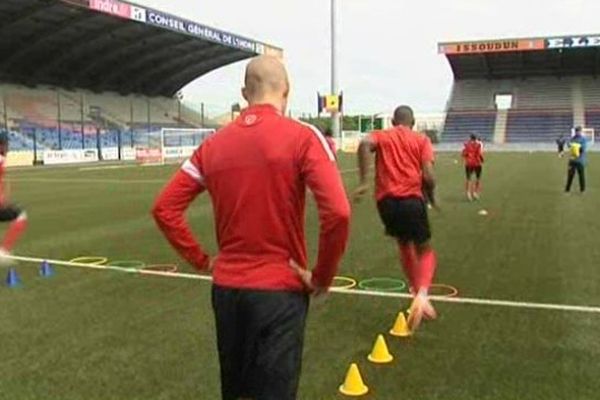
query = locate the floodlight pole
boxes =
[331,0,340,138]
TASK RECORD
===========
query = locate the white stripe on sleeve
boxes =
[181,159,205,184]
[299,121,336,161]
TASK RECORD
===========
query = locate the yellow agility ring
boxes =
[69,256,108,265]
[331,276,357,290]
[430,284,459,298]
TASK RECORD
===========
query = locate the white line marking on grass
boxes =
[7,254,600,315]
[7,178,165,184]
[79,165,138,172]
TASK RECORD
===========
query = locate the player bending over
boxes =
[462,133,484,201]
[353,105,438,331]
[0,132,27,264]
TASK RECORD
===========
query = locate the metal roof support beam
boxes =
[96,37,199,88]
[150,52,247,96]
[0,1,55,37]
[70,30,171,87]
[482,54,491,79]
[122,44,225,93]
[32,22,128,80]
[1,13,97,71]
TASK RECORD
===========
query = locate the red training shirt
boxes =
[152,104,351,292]
[326,137,337,157]
[462,140,484,167]
[370,125,434,201]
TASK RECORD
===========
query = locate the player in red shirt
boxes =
[0,132,27,264]
[353,106,438,331]
[462,134,484,201]
[152,56,350,400]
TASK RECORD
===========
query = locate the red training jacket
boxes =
[462,140,484,167]
[152,104,351,292]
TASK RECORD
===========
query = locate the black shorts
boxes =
[377,196,431,244]
[465,166,482,179]
[0,204,22,222]
[212,285,309,400]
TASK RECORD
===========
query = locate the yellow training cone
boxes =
[339,363,369,396]
[389,311,412,337]
[367,334,394,364]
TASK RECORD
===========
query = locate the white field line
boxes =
[79,165,138,172]
[8,168,358,184]
[7,178,165,184]
[6,254,600,315]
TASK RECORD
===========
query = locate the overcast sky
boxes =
[135,0,600,115]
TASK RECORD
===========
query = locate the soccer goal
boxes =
[135,128,215,165]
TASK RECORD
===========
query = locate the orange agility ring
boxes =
[429,283,459,298]
[141,264,178,273]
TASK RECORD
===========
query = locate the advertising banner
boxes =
[6,152,34,167]
[44,149,99,165]
[545,35,600,49]
[439,39,545,55]
[163,146,196,160]
[88,0,131,19]
[136,148,162,164]
[145,9,259,53]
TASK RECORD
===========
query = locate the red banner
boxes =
[89,0,131,19]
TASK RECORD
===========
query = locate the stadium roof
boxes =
[0,0,282,97]
[439,34,600,80]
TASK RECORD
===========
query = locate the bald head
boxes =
[242,56,289,110]
[392,105,415,128]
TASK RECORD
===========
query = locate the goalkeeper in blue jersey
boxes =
[565,127,588,193]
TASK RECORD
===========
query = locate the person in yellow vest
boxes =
[565,127,588,193]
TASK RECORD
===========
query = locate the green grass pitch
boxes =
[1,152,600,399]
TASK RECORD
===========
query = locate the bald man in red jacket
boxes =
[152,56,350,400]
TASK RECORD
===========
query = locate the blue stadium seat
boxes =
[506,111,572,143]
[442,111,496,142]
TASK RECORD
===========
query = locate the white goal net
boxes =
[135,128,215,165]
[582,128,595,146]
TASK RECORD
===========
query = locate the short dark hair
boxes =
[470,133,477,140]
[392,105,415,127]
[575,126,583,133]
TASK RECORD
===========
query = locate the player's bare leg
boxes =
[398,241,417,294]
[466,180,473,201]
[473,179,481,200]
[0,210,27,266]
[407,241,437,331]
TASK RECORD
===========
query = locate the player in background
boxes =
[353,105,438,331]
[462,133,484,201]
[0,132,27,264]
[556,135,566,158]
[153,56,350,400]
[565,126,587,194]
[323,127,337,157]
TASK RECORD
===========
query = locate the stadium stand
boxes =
[0,0,282,163]
[439,35,600,145]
